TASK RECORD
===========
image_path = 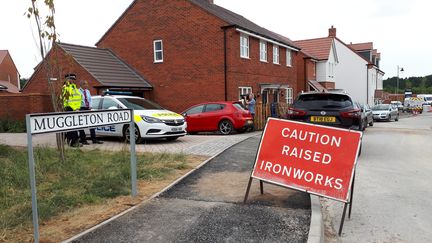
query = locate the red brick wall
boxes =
[225,28,299,102]
[0,52,20,88]
[319,82,335,89]
[23,44,102,97]
[98,0,227,113]
[0,94,52,121]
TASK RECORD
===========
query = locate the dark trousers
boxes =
[79,107,97,142]
[64,106,79,145]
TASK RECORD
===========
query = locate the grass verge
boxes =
[0,144,204,242]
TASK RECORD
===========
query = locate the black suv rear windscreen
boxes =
[295,94,353,110]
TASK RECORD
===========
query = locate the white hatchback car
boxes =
[90,95,187,142]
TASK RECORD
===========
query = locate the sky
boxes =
[0,0,430,79]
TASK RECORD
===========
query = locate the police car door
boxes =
[96,97,123,137]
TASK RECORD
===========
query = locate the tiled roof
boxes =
[294,38,333,60]
[190,0,300,50]
[0,50,8,63]
[348,42,373,51]
[58,43,152,89]
[0,80,20,93]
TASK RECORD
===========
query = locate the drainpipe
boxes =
[221,25,235,101]
[366,64,369,104]
[223,29,228,101]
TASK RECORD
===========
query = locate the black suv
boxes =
[287,91,362,130]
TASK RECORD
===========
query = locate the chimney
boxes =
[328,25,336,37]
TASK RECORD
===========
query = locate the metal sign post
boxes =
[26,115,40,243]
[25,109,136,242]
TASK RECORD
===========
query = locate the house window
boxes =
[239,86,252,99]
[273,45,279,64]
[286,50,292,67]
[285,88,293,104]
[240,34,249,58]
[153,40,163,63]
[260,41,267,62]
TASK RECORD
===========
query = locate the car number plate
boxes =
[247,120,253,124]
[310,116,336,123]
[171,127,182,132]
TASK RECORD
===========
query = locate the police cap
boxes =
[64,73,77,80]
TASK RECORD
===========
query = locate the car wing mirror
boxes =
[182,113,187,117]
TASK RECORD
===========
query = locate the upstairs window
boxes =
[273,45,279,64]
[260,41,267,62]
[153,40,163,63]
[286,50,292,67]
[240,34,249,58]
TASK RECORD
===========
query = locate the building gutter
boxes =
[235,28,300,51]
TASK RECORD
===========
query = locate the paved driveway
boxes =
[0,132,260,157]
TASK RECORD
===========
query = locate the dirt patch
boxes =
[192,171,305,206]
[1,155,208,243]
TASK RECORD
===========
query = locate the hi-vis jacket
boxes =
[62,83,82,111]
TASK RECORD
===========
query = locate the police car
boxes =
[90,95,187,142]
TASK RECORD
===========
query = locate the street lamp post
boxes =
[396,66,404,100]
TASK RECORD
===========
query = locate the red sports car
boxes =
[182,102,254,135]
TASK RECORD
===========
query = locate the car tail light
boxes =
[287,108,307,116]
[340,109,361,118]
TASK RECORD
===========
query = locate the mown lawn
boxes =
[0,144,191,233]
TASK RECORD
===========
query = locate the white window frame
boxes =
[260,41,267,62]
[273,45,279,64]
[286,50,292,67]
[153,40,163,63]
[240,34,249,58]
[285,88,293,104]
[239,86,252,99]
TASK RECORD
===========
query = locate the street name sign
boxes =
[250,118,362,202]
[26,109,137,243]
[29,109,132,134]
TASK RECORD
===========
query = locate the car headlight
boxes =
[141,116,163,123]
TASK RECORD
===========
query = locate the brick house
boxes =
[95,0,301,112]
[23,43,152,97]
[0,50,20,94]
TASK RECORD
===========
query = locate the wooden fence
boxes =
[253,102,290,130]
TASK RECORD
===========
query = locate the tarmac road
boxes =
[323,112,432,242]
[71,136,311,243]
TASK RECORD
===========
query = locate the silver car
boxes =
[372,104,399,121]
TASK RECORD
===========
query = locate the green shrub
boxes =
[0,117,26,133]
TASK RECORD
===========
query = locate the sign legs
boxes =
[243,177,253,203]
[130,114,137,197]
[338,170,356,236]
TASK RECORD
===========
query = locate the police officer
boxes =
[62,73,82,147]
[78,80,103,145]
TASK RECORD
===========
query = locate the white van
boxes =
[417,94,432,105]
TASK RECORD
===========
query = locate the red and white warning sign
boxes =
[252,118,362,202]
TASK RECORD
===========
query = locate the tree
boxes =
[26,0,65,160]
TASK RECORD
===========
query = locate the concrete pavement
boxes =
[0,132,260,157]
[322,112,432,242]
